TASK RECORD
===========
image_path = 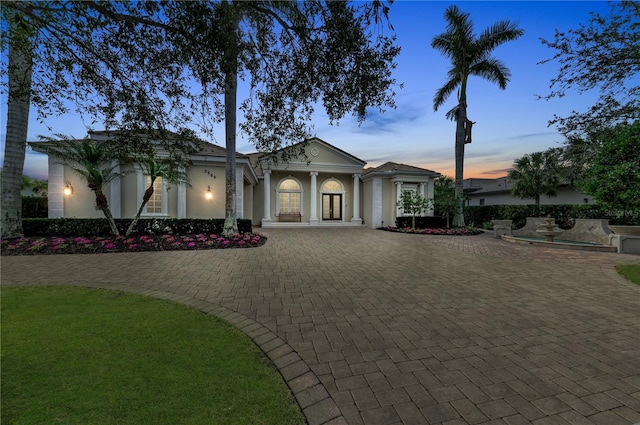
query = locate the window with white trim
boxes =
[137,170,168,216]
[146,176,164,214]
[276,177,303,215]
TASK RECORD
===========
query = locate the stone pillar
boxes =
[309,171,318,225]
[262,170,271,224]
[427,178,435,217]
[372,177,382,228]
[351,173,361,224]
[178,182,187,219]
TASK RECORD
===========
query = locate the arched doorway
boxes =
[321,178,345,221]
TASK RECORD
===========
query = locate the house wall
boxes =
[243,181,253,222]
[62,165,107,218]
[253,179,265,226]
[304,141,361,166]
[185,163,226,218]
[467,187,594,206]
[120,164,138,218]
[381,179,396,227]
[362,180,372,227]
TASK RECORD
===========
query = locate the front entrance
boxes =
[322,194,342,220]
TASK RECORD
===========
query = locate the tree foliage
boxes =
[33,136,122,235]
[539,1,640,136]
[432,5,523,227]
[433,176,457,228]
[508,150,561,212]
[579,122,640,211]
[397,190,431,229]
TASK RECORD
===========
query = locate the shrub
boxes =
[464,204,640,228]
[22,218,254,237]
[22,196,48,218]
[395,216,447,229]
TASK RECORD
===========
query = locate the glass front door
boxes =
[322,194,342,220]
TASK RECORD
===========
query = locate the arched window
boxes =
[276,177,303,215]
[321,179,342,192]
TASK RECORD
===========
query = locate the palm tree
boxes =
[125,156,189,236]
[432,5,523,227]
[509,151,561,214]
[33,136,121,235]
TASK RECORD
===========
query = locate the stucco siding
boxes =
[467,187,594,206]
[186,164,226,218]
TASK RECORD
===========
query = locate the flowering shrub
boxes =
[381,226,482,236]
[1,232,267,256]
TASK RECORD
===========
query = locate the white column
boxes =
[427,178,435,217]
[419,183,425,217]
[178,183,187,219]
[309,171,318,225]
[110,160,121,218]
[235,167,244,218]
[372,177,382,228]
[48,158,64,218]
[262,170,271,224]
[351,173,361,224]
[395,181,403,222]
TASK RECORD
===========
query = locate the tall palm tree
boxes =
[509,151,561,214]
[33,136,121,235]
[432,5,523,227]
[125,156,189,236]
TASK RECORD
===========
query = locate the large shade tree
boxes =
[539,1,640,137]
[166,1,400,235]
[1,2,197,239]
[432,5,523,227]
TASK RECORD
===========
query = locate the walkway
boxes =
[2,229,640,425]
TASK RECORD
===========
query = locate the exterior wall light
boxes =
[205,186,213,200]
[63,181,74,196]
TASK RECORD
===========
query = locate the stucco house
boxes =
[463,177,594,206]
[33,132,441,229]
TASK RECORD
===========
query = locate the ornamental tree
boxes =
[508,150,561,214]
[397,191,432,229]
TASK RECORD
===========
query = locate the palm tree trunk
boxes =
[94,190,119,236]
[453,104,467,228]
[1,31,32,239]
[223,3,239,237]
[125,185,154,236]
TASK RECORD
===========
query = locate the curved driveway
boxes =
[2,228,640,425]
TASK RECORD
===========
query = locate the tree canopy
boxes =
[539,1,640,136]
[578,122,640,211]
[508,150,561,212]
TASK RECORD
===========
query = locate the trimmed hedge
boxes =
[395,216,447,229]
[22,196,48,219]
[464,204,640,229]
[22,218,254,237]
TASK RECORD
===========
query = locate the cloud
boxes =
[481,168,512,176]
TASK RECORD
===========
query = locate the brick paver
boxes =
[2,228,639,424]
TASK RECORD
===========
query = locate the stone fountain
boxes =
[536,215,564,242]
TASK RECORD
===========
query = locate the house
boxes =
[32,132,442,229]
[463,177,594,206]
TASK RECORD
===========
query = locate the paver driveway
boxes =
[2,228,640,425]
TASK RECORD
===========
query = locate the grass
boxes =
[1,286,305,425]
[616,263,640,285]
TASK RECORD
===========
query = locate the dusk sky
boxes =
[2,1,612,180]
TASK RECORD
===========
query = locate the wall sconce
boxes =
[63,181,74,196]
[205,185,213,200]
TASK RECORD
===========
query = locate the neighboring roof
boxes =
[362,162,441,178]
[463,177,512,194]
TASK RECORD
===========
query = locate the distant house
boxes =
[32,132,442,229]
[463,177,593,206]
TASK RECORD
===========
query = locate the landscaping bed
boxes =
[1,232,266,256]
[380,226,483,235]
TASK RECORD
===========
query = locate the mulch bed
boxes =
[380,226,483,235]
[0,233,266,256]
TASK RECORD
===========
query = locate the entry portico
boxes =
[259,138,365,227]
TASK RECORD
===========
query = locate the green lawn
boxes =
[1,286,305,425]
[616,263,640,285]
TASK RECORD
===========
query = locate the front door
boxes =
[322,194,342,220]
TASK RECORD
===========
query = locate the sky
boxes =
[1,1,612,181]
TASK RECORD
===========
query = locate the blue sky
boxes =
[2,1,611,180]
